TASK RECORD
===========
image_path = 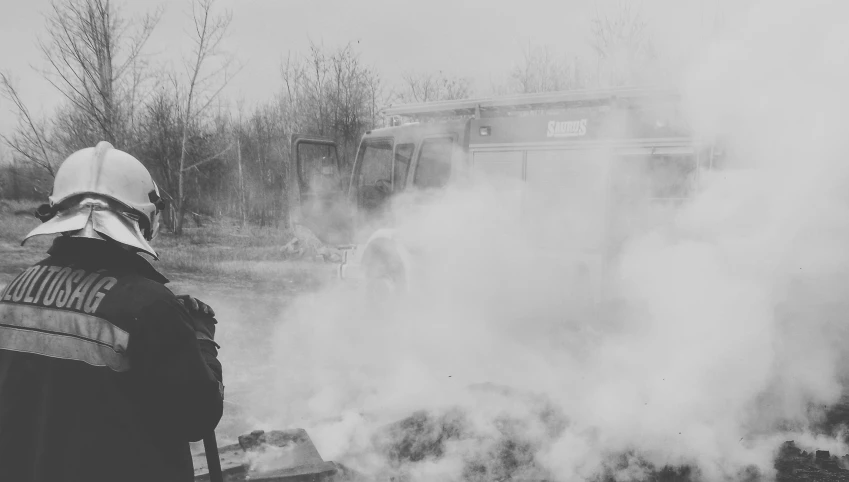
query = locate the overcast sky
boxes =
[0,0,742,137]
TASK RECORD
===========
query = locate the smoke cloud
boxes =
[244,1,849,480]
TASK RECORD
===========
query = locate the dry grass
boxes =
[0,201,49,277]
[156,220,332,285]
[0,201,331,287]
[0,200,42,243]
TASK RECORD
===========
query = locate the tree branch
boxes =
[181,143,232,171]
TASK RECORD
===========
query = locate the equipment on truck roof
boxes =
[382,86,679,120]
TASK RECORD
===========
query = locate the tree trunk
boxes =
[92,1,116,144]
[237,137,246,227]
[176,76,197,235]
[176,125,188,235]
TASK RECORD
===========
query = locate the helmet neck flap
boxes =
[23,196,158,259]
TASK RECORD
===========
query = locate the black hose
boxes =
[203,433,224,482]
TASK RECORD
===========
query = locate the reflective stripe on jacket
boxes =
[0,237,223,482]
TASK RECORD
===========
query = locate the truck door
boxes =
[289,135,351,244]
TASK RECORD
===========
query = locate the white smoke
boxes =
[248,1,849,480]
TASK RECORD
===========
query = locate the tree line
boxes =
[0,0,656,234]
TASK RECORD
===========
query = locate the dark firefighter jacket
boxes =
[0,236,224,482]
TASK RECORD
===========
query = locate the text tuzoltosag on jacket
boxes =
[0,236,223,482]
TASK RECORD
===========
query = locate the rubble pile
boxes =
[373,407,559,482]
[774,442,849,482]
[193,429,341,482]
[592,453,698,482]
[374,410,849,482]
[193,424,849,482]
[282,224,343,263]
[195,378,849,481]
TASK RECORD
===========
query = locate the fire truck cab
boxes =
[290,87,718,299]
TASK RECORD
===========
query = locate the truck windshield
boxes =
[355,139,394,211]
[359,142,393,187]
[393,143,414,190]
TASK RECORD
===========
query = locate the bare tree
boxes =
[280,41,384,172]
[0,0,160,185]
[136,87,181,220]
[307,43,329,135]
[394,71,472,103]
[232,100,247,227]
[589,0,656,87]
[329,44,383,162]
[0,72,61,177]
[509,42,588,94]
[37,0,162,147]
[174,0,237,234]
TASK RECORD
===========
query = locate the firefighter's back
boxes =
[0,237,195,482]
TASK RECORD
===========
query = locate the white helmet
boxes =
[22,141,164,258]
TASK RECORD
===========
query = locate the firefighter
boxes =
[0,141,223,482]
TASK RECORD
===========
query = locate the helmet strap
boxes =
[35,204,58,223]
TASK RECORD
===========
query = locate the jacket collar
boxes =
[47,236,169,284]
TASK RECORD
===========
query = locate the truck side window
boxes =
[393,143,414,190]
[413,137,453,190]
[356,140,393,211]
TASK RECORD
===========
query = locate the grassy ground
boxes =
[0,200,52,276]
[0,200,333,288]
[155,219,333,289]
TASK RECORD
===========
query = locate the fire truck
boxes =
[198,89,725,481]
[289,87,720,301]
